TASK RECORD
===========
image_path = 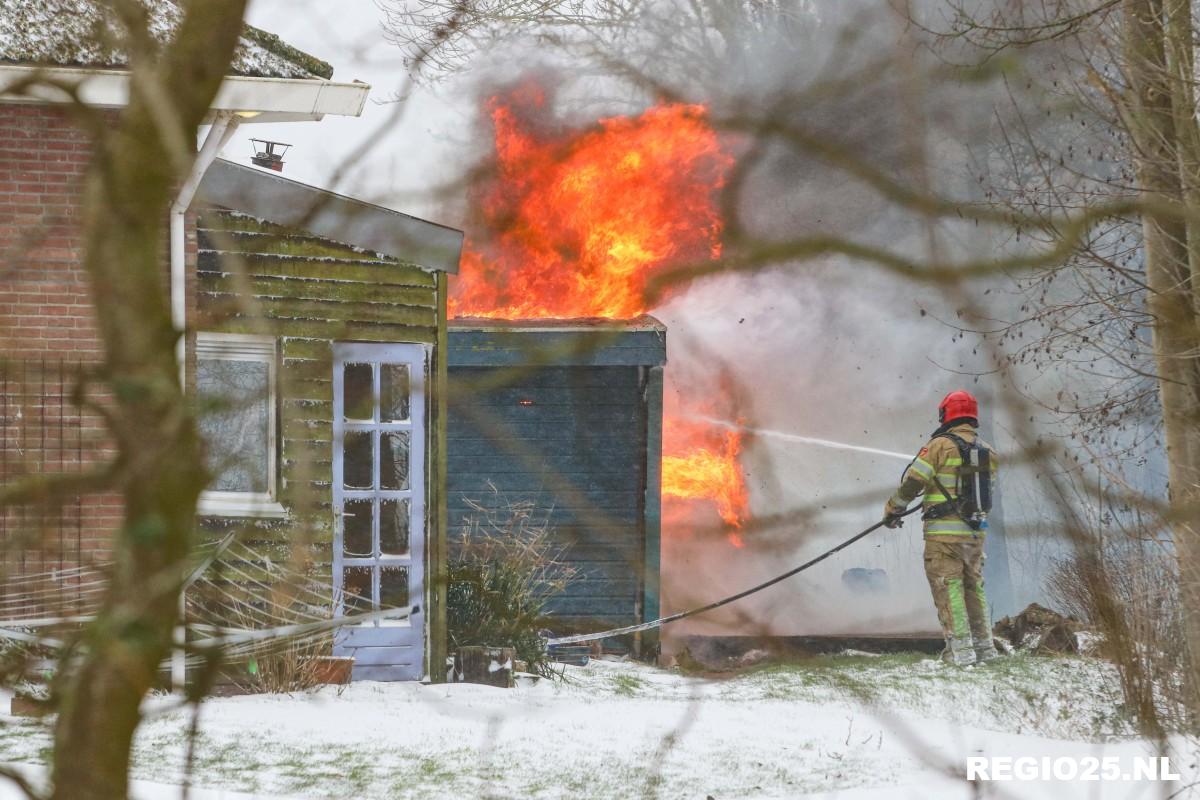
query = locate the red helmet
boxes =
[938,390,979,424]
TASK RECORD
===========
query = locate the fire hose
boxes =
[544,502,923,648]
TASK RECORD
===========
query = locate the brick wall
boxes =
[0,103,102,358]
[0,102,120,583]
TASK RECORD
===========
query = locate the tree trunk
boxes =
[1164,0,1200,711]
[1122,0,1200,710]
[48,3,249,797]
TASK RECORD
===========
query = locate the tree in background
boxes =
[1120,0,1200,708]
[907,0,1199,726]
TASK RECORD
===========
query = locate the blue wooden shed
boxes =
[446,317,665,654]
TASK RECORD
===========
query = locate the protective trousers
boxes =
[923,539,990,641]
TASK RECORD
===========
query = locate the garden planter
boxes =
[312,656,355,685]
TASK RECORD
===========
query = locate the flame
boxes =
[450,85,732,319]
[455,84,749,538]
[662,418,749,545]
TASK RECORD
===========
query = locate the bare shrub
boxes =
[233,630,333,695]
[1048,538,1194,734]
[448,486,576,678]
[191,579,338,695]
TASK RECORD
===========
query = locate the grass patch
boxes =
[730,652,935,700]
[0,719,52,765]
[609,672,645,696]
[706,651,1129,740]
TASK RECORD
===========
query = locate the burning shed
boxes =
[446,317,665,653]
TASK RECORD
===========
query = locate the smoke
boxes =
[605,2,1019,640]
[652,259,990,639]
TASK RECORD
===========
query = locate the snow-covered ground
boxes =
[0,653,1194,799]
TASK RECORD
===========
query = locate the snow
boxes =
[0,765,279,800]
[0,0,329,80]
[0,654,1193,799]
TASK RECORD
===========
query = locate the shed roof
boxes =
[449,316,666,333]
[197,158,463,273]
[0,0,333,79]
[448,316,667,367]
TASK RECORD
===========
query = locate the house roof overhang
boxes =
[197,158,463,274]
[0,64,369,122]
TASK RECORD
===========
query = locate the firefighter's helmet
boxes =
[938,390,979,424]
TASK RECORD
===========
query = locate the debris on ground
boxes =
[840,649,883,658]
[737,648,771,667]
[993,603,1094,655]
[666,635,943,672]
[672,643,771,672]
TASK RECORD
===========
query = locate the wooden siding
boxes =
[446,361,656,638]
[193,208,447,677]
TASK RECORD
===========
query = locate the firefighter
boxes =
[882,390,1001,667]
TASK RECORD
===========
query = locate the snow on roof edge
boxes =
[0,0,334,81]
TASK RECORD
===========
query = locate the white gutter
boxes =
[0,65,370,120]
[171,111,240,372]
[169,112,239,694]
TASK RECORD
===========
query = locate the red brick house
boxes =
[0,1,463,681]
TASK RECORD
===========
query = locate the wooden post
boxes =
[429,271,450,683]
[641,365,664,658]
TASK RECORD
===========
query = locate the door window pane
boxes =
[380,566,409,608]
[197,358,270,493]
[343,431,373,489]
[380,499,410,556]
[342,567,373,614]
[380,432,410,490]
[342,499,374,557]
[381,364,410,422]
[343,363,374,421]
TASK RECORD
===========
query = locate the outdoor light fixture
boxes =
[518,399,534,406]
[250,138,291,172]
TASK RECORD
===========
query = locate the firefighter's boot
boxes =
[974,638,1002,664]
[942,636,977,667]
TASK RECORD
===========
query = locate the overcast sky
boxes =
[224,0,470,225]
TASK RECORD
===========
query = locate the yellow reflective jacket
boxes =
[887,422,997,541]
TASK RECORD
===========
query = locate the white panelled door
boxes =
[331,342,427,681]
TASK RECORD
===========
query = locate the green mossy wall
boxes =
[193,208,447,679]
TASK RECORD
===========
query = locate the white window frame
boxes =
[195,332,286,519]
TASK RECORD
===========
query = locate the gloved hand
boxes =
[882,504,906,529]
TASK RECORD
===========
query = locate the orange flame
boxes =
[450,85,733,319]
[454,85,749,537]
[662,419,749,544]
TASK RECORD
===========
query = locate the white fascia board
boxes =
[0,65,369,119]
[213,74,369,118]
